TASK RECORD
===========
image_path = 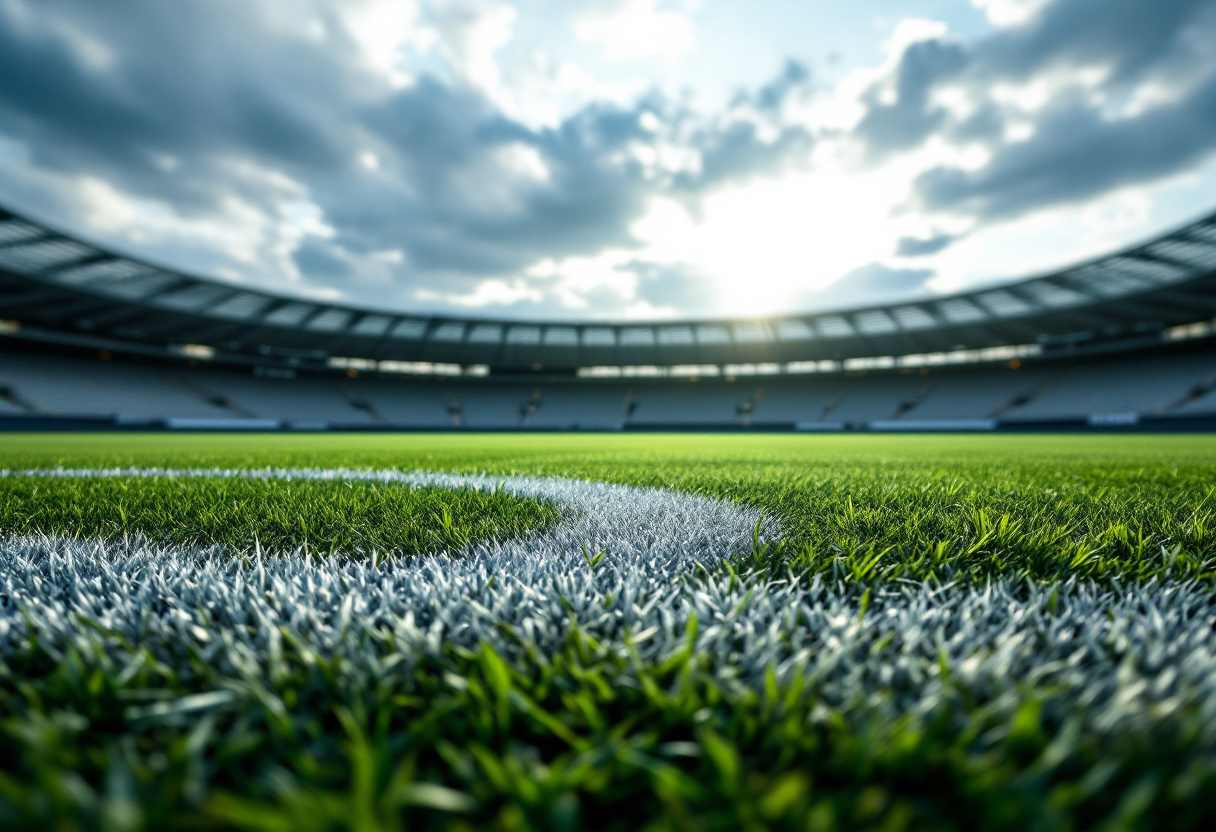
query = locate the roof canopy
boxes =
[2,204,1216,370]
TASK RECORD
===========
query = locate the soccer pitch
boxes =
[2,433,1216,830]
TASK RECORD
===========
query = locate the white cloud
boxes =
[67,174,307,285]
[884,17,950,57]
[527,249,640,310]
[496,142,550,183]
[970,0,1053,28]
[576,0,694,61]
[341,0,424,86]
[418,277,544,308]
[424,0,517,94]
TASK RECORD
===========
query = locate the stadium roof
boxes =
[2,203,1216,372]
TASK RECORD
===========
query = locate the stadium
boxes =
[4,1,1216,830]
[3,202,1216,433]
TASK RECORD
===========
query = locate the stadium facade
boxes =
[2,203,1216,432]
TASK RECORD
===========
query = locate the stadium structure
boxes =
[2,202,1216,432]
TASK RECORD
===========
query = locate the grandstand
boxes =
[2,203,1215,432]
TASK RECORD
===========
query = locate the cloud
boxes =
[745,59,812,113]
[0,0,828,318]
[625,260,720,317]
[913,77,1216,221]
[575,0,694,62]
[895,233,958,257]
[292,238,356,280]
[673,60,815,195]
[681,120,813,193]
[0,1,358,216]
[806,263,937,311]
[970,0,1053,28]
[3,0,1216,321]
[850,0,1216,222]
[852,34,967,160]
[421,0,516,95]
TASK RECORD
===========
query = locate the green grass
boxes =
[4,432,1216,831]
[4,432,1215,583]
[0,475,558,557]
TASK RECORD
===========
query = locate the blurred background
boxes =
[2,0,1215,319]
[1,0,1215,432]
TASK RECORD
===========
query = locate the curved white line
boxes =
[1,466,774,576]
[3,467,1216,735]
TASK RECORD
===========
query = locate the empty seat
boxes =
[2,344,1215,428]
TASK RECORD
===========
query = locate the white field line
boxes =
[2,467,1216,737]
[0,466,774,575]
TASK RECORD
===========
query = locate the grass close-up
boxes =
[3,432,1215,583]
[0,473,559,557]
[3,432,1216,831]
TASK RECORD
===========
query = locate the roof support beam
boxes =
[38,251,115,278]
[992,285,1050,316]
[0,232,55,251]
[1125,250,1201,276]
[2,202,1216,368]
[118,277,196,305]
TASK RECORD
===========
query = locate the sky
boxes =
[2,0,1216,321]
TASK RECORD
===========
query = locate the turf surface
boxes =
[2,432,1216,831]
[4,432,1215,583]
[0,474,558,557]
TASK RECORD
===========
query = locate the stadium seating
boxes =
[451,384,536,429]
[894,368,1056,421]
[628,383,754,426]
[187,370,371,425]
[1001,352,1216,421]
[0,351,229,420]
[527,386,629,429]
[343,377,455,427]
[2,343,1215,429]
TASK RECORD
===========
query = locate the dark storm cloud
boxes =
[0,0,816,310]
[854,0,1216,221]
